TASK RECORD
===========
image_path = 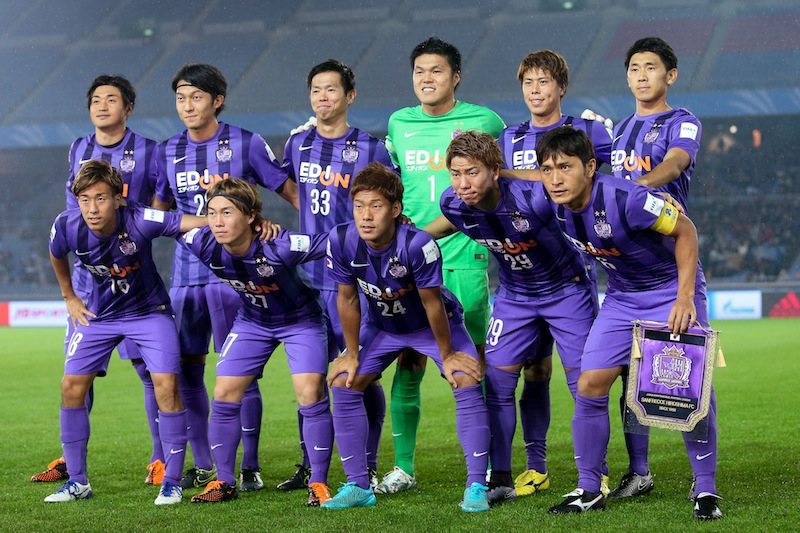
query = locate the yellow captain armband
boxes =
[650,202,679,235]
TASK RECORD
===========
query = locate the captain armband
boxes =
[650,203,679,235]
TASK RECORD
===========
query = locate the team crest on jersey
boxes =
[216,139,233,163]
[593,211,613,239]
[119,150,136,173]
[118,233,138,256]
[341,140,359,164]
[651,344,692,390]
[451,129,464,140]
[510,211,530,233]
[643,124,663,144]
[388,256,408,278]
[255,257,274,277]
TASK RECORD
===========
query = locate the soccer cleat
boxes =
[238,468,264,492]
[607,471,654,498]
[154,481,182,505]
[144,460,165,485]
[190,480,239,503]
[460,482,490,512]
[180,467,217,489]
[277,464,311,491]
[31,457,69,483]
[548,488,605,514]
[44,480,92,503]
[693,492,723,520]
[307,482,332,507]
[373,466,416,494]
[320,482,377,509]
[485,485,516,506]
[368,467,378,489]
[513,469,550,496]
[600,474,611,496]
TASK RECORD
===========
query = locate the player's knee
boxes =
[576,370,616,398]
[453,372,480,389]
[60,375,92,407]
[523,357,552,382]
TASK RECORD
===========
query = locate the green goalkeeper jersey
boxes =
[386,100,505,270]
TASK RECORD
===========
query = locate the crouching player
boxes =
[47,160,205,505]
[537,127,721,520]
[322,162,490,512]
[179,178,334,507]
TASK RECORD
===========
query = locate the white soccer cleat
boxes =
[44,480,92,503]
[154,481,183,505]
[373,466,416,494]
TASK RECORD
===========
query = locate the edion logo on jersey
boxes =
[611,150,652,175]
[512,150,539,169]
[176,170,229,193]
[561,233,620,270]
[356,279,416,301]
[298,162,351,188]
[404,150,445,172]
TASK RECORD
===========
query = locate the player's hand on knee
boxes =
[329,352,359,388]
[581,108,614,131]
[290,116,317,135]
[442,350,482,388]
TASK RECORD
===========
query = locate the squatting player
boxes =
[427,131,597,505]
[46,160,206,505]
[538,127,721,521]
[179,179,334,507]
[321,162,490,512]
[378,37,505,494]
[33,75,171,486]
[155,63,299,492]
[278,59,394,491]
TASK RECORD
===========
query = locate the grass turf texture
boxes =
[1,319,797,532]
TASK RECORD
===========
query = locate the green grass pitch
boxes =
[0,319,797,532]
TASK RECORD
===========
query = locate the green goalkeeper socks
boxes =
[389,368,425,476]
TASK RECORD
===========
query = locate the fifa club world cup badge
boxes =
[388,256,408,278]
[255,257,274,278]
[119,150,136,173]
[593,211,613,239]
[510,211,530,233]
[643,124,663,144]
[118,233,138,256]
[216,139,233,163]
[341,141,359,164]
[651,344,692,389]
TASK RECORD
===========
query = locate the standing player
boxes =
[179,179,334,507]
[46,160,205,505]
[32,75,170,486]
[321,162,490,512]
[427,131,597,503]
[155,63,299,492]
[537,127,721,520]
[498,50,613,496]
[277,59,393,491]
[377,37,505,494]
[608,37,703,498]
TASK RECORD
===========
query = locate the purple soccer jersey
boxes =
[326,222,462,334]
[49,203,182,319]
[178,227,327,327]
[611,108,701,208]
[440,177,590,299]
[499,116,613,170]
[156,122,290,287]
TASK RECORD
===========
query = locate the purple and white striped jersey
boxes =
[499,116,613,170]
[549,172,705,293]
[326,222,462,334]
[282,126,396,290]
[179,227,326,327]
[66,128,161,295]
[156,122,289,287]
[611,108,701,207]
[440,177,588,300]
[49,203,181,319]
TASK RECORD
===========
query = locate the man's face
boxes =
[207,196,254,251]
[309,71,354,123]
[626,51,676,104]
[520,68,564,122]
[78,181,121,236]
[449,155,499,211]
[89,85,131,131]
[539,152,596,211]
[175,81,223,134]
[352,189,400,250]
[412,53,460,109]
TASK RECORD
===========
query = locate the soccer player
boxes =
[32,75,170,486]
[608,37,703,498]
[321,162,490,512]
[378,37,505,494]
[498,50,613,496]
[155,63,299,492]
[537,127,721,520]
[179,178,334,506]
[278,59,393,491]
[427,131,597,504]
[46,159,206,505]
